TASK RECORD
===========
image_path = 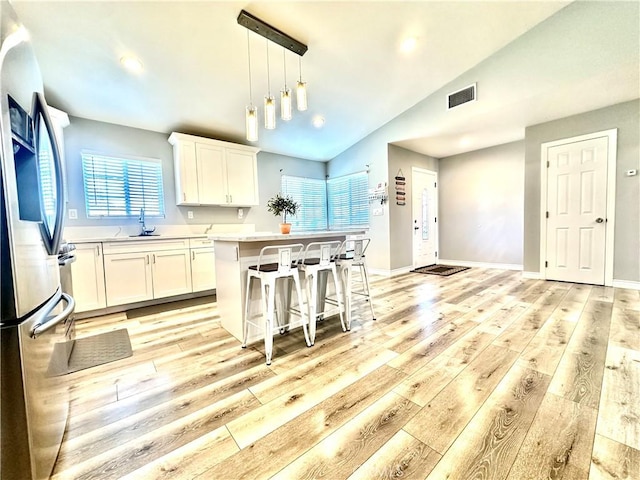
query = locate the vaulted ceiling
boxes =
[11,1,638,161]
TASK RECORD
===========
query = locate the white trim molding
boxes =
[437,259,523,271]
[411,167,439,270]
[522,271,543,280]
[612,279,640,290]
[539,129,617,287]
[369,266,414,277]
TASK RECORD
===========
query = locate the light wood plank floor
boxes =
[52,268,640,479]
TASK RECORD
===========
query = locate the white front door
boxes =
[545,136,610,284]
[412,168,438,268]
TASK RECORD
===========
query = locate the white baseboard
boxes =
[391,266,414,276]
[368,266,413,277]
[522,271,543,280]
[372,261,523,277]
[437,259,523,271]
[368,268,390,277]
[612,279,640,290]
[516,275,639,289]
[373,263,639,288]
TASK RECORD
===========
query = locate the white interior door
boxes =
[412,168,438,268]
[545,136,609,284]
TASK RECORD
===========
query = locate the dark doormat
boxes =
[412,265,470,276]
[48,328,133,376]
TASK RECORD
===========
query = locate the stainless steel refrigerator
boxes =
[1,1,75,479]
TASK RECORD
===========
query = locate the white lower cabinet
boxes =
[151,249,193,298]
[190,238,216,292]
[70,242,106,312]
[73,237,212,310]
[103,243,192,306]
[104,252,154,306]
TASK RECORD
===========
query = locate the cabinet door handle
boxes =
[183,192,186,201]
[229,195,232,203]
[192,251,195,260]
[153,254,156,264]
[146,254,149,265]
[96,245,100,257]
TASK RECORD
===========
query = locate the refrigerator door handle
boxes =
[33,91,66,256]
[30,293,75,338]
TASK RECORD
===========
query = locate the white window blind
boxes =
[327,171,369,229]
[82,152,165,218]
[281,175,327,231]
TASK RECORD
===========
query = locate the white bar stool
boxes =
[242,243,310,365]
[297,241,345,345]
[336,238,375,329]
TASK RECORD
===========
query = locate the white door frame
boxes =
[411,167,439,268]
[539,129,617,286]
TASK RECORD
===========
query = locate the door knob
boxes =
[595,217,604,223]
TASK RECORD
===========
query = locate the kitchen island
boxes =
[209,230,366,343]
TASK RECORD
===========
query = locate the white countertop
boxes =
[208,230,367,242]
[69,233,208,244]
[64,223,257,244]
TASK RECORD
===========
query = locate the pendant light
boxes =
[280,49,292,121]
[245,31,258,142]
[237,10,309,130]
[264,40,276,130]
[296,56,308,111]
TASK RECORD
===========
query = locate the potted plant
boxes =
[267,193,299,234]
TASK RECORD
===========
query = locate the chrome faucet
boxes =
[138,208,156,235]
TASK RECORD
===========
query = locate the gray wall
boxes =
[63,116,325,232]
[328,1,638,274]
[253,151,327,232]
[328,129,390,271]
[439,141,524,266]
[524,100,640,282]
[387,145,438,271]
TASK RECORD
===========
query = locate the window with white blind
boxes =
[81,152,165,218]
[327,171,369,229]
[281,175,328,231]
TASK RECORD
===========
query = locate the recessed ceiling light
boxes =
[312,115,325,128]
[120,55,143,73]
[400,36,417,54]
[459,136,472,148]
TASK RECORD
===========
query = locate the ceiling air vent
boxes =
[448,83,476,110]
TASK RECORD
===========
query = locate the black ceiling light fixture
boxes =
[238,10,308,140]
[237,10,307,56]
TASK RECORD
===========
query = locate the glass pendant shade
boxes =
[296,81,307,111]
[281,88,292,121]
[245,105,258,141]
[264,95,276,129]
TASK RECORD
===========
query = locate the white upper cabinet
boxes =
[169,132,260,206]
[171,137,199,204]
[195,143,226,205]
[225,147,259,206]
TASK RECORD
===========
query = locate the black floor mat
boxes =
[412,265,470,276]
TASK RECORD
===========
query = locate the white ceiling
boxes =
[11,1,629,162]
